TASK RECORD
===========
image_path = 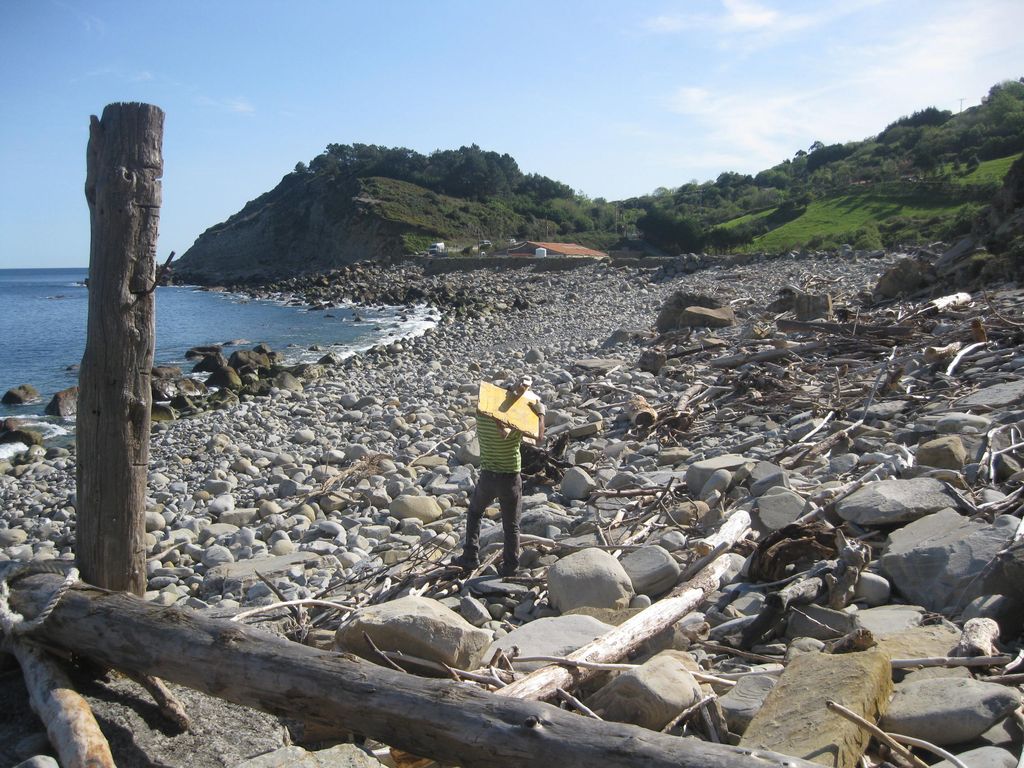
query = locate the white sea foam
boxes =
[21,420,70,440]
[0,442,28,461]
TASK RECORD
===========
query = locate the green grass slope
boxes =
[358,176,524,252]
[748,187,971,252]
[746,153,1023,252]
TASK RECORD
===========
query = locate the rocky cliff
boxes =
[172,173,418,285]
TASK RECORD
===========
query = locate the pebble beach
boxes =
[2,250,1024,767]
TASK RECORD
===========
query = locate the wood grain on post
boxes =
[77,102,164,595]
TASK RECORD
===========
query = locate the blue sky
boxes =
[1,0,1022,268]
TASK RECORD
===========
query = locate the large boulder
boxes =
[655,292,735,332]
[620,545,680,597]
[485,614,614,672]
[389,495,442,523]
[229,349,273,374]
[685,454,749,495]
[206,364,242,390]
[880,678,1021,746]
[1,384,39,405]
[191,350,229,373]
[0,425,43,446]
[741,650,892,768]
[874,257,930,299]
[44,386,78,417]
[835,477,958,526]
[585,650,702,730]
[560,466,596,500]
[547,548,634,612]
[334,596,491,671]
[879,511,1019,614]
[958,379,1024,410]
[152,376,207,401]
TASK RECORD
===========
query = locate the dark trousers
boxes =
[463,469,522,569]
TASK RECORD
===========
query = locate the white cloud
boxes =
[641,0,887,50]
[197,96,256,115]
[721,0,779,29]
[656,0,1024,178]
[52,1,106,35]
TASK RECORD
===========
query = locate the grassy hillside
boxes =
[949,152,1023,185]
[748,186,974,252]
[633,80,1024,254]
[727,152,1022,253]
[717,207,778,230]
[359,176,522,251]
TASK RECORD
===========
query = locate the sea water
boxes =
[0,267,436,457]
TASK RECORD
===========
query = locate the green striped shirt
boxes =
[476,414,522,472]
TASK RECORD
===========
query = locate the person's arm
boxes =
[531,400,546,444]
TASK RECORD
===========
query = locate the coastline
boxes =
[4,254,1024,766]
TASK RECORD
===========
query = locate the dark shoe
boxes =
[500,562,520,578]
[450,553,479,572]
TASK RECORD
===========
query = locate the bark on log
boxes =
[78,102,164,595]
[952,618,1000,658]
[709,341,825,369]
[627,396,658,429]
[8,571,814,768]
[7,636,115,767]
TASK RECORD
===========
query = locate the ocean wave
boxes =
[20,420,71,440]
[0,442,28,461]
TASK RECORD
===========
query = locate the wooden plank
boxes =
[478,381,541,438]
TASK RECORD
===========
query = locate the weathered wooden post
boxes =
[77,102,164,595]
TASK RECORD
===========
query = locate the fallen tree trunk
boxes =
[9,568,813,768]
[7,636,115,767]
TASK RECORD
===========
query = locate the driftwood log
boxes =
[627,396,658,429]
[6,635,115,768]
[501,547,742,701]
[8,569,816,768]
[78,102,164,595]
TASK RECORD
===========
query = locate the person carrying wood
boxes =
[452,374,545,577]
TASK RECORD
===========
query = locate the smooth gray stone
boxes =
[561,466,596,500]
[932,747,1016,768]
[935,412,992,432]
[958,379,1024,409]
[755,488,808,531]
[232,744,383,767]
[836,477,956,526]
[584,650,701,731]
[519,507,574,536]
[459,595,491,627]
[13,758,60,768]
[880,511,1018,614]
[880,678,1022,746]
[486,614,614,672]
[700,468,733,498]
[620,545,680,597]
[854,604,925,637]
[785,604,858,640]
[685,454,749,495]
[748,461,788,497]
[852,571,891,607]
[548,548,633,612]
[828,453,859,475]
[719,673,777,734]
